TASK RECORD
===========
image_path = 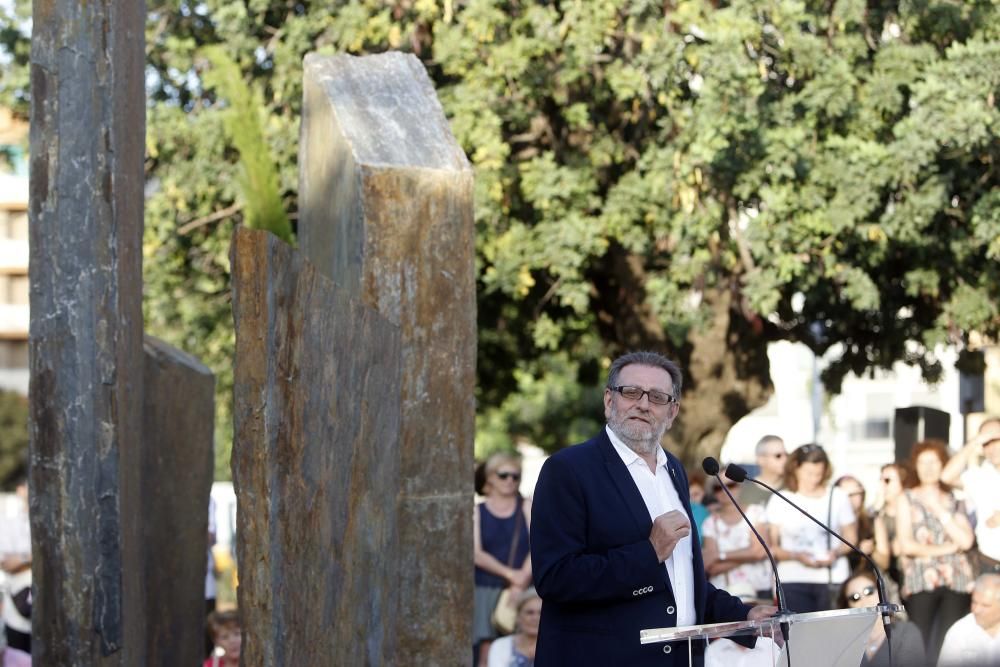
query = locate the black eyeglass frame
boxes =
[495,471,521,481]
[609,385,677,406]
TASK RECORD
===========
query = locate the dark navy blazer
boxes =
[530,430,751,666]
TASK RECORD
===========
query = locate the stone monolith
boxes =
[28,0,146,663]
[140,336,215,667]
[231,227,403,665]
[298,51,476,663]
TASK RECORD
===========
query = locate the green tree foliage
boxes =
[0,389,29,486]
[2,1,998,472]
[200,45,294,243]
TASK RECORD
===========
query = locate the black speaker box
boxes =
[893,406,950,463]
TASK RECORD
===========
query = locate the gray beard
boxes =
[608,420,665,456]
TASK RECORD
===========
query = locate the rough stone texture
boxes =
[141,336,215,667]
[299,52,476,662]
[28,0,146,663]
[231,228,403,666]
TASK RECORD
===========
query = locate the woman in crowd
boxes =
[487,588,541,667]
[839,569,925,666]
[702,477,771,601]
[872,463,907,587]
[474,453,532,667]
[835,475,875,572]
[766,444,857,613]
[895,439,975,664]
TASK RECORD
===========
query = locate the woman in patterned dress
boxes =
[702,477,771,601]
[896,439,975,664]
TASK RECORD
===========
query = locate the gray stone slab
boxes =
[299,52,476,662]
[140,336,215,667]
[28,0,146,663]
[231,227,403,666]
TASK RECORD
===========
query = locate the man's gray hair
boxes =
[606,351,683,398]
[755,435,785,456]
[976,573,1000,598]
[979,416,1000,432]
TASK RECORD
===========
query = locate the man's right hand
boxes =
[649,510,691,562]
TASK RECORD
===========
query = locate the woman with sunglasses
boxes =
[766,444,858,613]
[838,570,926,666]
[474,453,532,667]
[896,439,975,664]
[872,463,907,587]
[702,477,771,602]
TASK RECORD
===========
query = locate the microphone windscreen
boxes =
[701,457,721,475]
[725,463,748,482]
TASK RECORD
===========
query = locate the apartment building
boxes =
[0,109,29,395]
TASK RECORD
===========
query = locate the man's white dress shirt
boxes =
[607,426,696,627]
[937,612,1000,667]
[962,461,1000,560]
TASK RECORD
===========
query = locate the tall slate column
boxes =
[231,229,404,665]
[140,337,215,667]
[299,52,476,662]
[28,0,146,663]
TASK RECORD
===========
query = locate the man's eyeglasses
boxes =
[496,471,521,481]
[610,385,677,405]
[848,586,875,602]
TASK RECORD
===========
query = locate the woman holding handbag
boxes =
[474,453,532,667]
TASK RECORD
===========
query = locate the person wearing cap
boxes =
[941,416,1000,576]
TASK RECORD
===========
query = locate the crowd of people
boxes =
[474,403,1000,666]
[694,422,1000,666]
[473,453,538,666]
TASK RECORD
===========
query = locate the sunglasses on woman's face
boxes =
[496,471,521,481]
[848,586,875,602]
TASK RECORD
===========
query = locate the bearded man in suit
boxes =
[530,351,777,666]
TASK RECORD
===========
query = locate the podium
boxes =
[640,605,901,667]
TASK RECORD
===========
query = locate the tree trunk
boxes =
[592,246,773,468]
[665,287,773,469]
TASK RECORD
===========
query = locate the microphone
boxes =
[724,463,896,654]
[701,458,789,631]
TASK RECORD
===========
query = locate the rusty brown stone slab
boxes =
[28,0,146,663]
[231,227,403,666]
[298,52,476,663]
[140,336,215,667]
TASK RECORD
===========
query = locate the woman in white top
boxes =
[702,477,772,600]
[766,444,857,613]
[487,588,541,667]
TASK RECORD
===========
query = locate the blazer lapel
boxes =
[597,431,654,537]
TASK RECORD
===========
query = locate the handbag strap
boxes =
[505,495,524,568]
[827,485,835,586]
